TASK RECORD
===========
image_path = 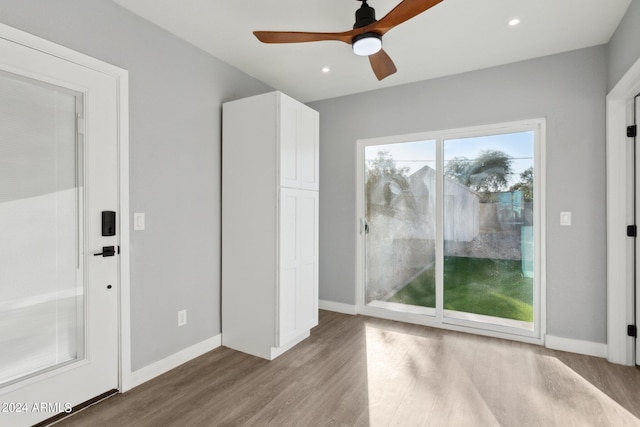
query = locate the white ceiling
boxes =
[112,0,631,103]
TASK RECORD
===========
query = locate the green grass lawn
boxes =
[388,256,533,322]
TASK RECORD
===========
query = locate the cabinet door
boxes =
[280,95,298,189]
[278,188,319,346]
[296,189,319,328]
[279,94,319,191]
[297,105,319,191]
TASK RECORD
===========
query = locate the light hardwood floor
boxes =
[56,311,640,426]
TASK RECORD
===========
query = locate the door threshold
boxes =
[34,389,119,427]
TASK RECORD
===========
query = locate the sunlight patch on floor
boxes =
[362,321,640,426]
[364,324,500,426]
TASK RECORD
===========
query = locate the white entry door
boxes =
[0,34,119,426]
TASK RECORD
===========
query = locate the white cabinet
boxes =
[222,91,319,360]
[279,188,318,345]
[279,94,319,190]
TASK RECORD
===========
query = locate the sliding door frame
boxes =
[355,119,546,345]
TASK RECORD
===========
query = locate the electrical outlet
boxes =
[178,309,187,327]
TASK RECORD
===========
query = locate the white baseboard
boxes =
[545,335,607,358]
[127,334,221,390]
[319,300,357,315]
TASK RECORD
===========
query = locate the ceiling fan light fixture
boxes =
[254,0,445,80]
[352,32,382,56]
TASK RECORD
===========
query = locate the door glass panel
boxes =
[443,132,534,328]
[364,140,436,311]
[0,71,84,387]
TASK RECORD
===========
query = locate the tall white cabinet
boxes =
[222,91,319,360]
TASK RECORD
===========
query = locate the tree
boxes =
[510,166,533,202]
[365,150,413,215]
[443,156,469,184]
[366,150,408,178]
[445,149,513,201]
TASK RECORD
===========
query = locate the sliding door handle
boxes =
[360,218,370,235]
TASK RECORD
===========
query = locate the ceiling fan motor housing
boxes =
[352,32,382,46]
[352,0,382,56]
[354,0,377,29]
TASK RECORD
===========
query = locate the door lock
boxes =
[102,211,116,236]
[94,246,116,257]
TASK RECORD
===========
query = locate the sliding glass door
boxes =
[442,132,535,330]
[364,140,436,314]
[358,121,543,339]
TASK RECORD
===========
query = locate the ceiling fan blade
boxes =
[254,30,355,45]
[373,0,443,35]
[369,49,397,80]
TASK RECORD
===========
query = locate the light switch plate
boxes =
[560,211,571,226]
[178,309,187,327]
[134,212,145,231]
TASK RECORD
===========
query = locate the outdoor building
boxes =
[366,165,480,301]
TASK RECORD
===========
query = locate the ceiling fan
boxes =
[253,0,444,81]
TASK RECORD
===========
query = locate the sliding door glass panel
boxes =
[364,140,436,311]
[443,132,534,328]
[0,72,84,387]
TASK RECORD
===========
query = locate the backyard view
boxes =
[389,257,533,322]
[364,131,535,325]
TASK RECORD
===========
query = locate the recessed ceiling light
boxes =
[322,67,330,73]
[509,18,520,26]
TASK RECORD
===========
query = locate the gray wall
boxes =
[309,46,608,344]
[0,0,272,370]
[608,0,640,90]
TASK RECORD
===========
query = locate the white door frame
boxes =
[606,56,640,366]
[0,24,133,390]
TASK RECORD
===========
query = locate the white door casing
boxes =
[606,55,640,366]
[0,24,129,426]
